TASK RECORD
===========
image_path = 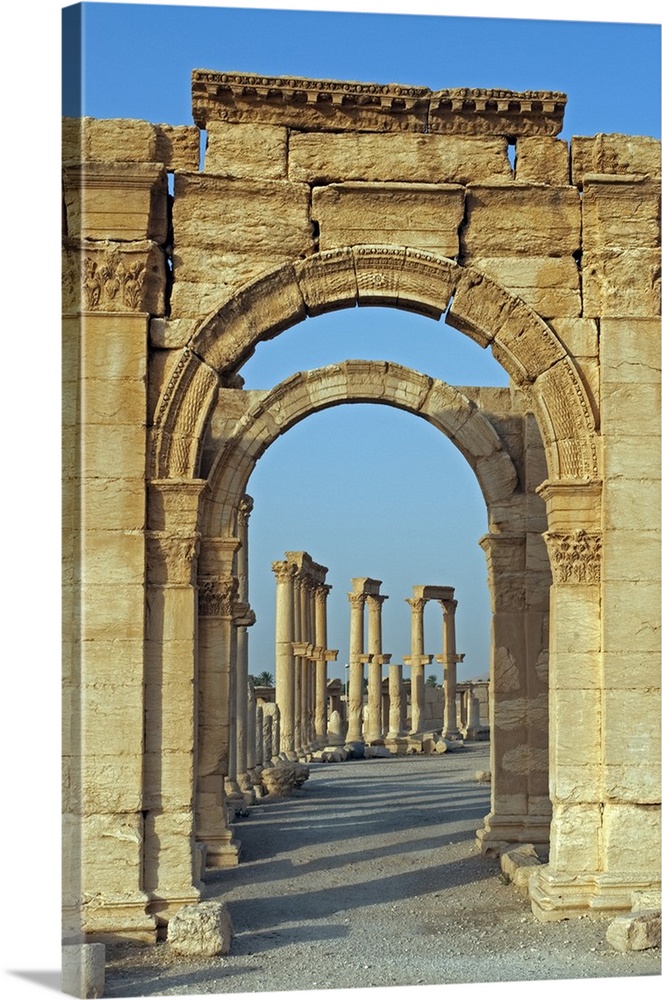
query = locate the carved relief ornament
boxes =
[198,576,238,617]
[146,532,201,586]
[82,248,146,311]
[544,530,602,584]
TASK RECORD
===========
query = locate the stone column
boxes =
[235,495,254,803]
[299,577,312,751]
[272,560,297,759]
[405,596,429,735]
[246,679,256,772]
[255,704,264,767]
[438,598,462,739]
[196,533,245,868]
[387,664,405,739]
[314,584,333,745]
[347,591,366,743]
[365,594,390,743]
[293,576,304,756]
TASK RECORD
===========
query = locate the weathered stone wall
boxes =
[62,71,660,940]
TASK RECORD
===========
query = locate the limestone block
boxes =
[63,162,168,242]
[365,745,393,758]
[63,313,147,381]
[155,124,200,171]
[571,134,661,187]
[551,688,602,765]
[76,478,146,532]
[549,584,601,654]
[145,585,196,643]
[601,384,661,445]
[261,762,310,796]
[602,579,660,654]
[289,131,512,185]
[603,763,661,805]
[552,764,603,803]
[294,247,358,315]
[547,318,599,359]
[603,803,661,873]
[515,137,569,185]
[632,891,662,913]
[77,583,145,642]
[475,770,491,783]
[312,182,465,256]
[62,943,105,999]
[582,177,660,252]
[602,529,661,582]
[76,812,145,894]
[204,121,287,178]
[67,679,144,754]
[81,424,146,479]
[63,752,144,814]
[583,248,660,318]
[548,803,601,872]
[146,681,196,754]
[460,184,581,257]
[149,317,195,349]
[600,318,662,382]
[168,901,233,957]
[464,256,580,318]
[172,174,312,254]
[63,116,158,163]
[602,652,662,694]
[79,531,145,586]
[63,240,166,315]
[603,687,661,770]
[143,809,199,891]
[500,843,541,880]
[143,749,195,810]
[603,480,660,531]
[607,911,661,952]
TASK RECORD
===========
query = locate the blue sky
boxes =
[60,1,661,683]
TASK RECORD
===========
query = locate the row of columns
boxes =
[272,551,337,758]
[345,581,464,744]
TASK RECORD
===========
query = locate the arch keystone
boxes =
[294,248,357,316]
[352,245,407,306]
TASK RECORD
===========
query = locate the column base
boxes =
[384,736,410,755]
[202,834,242,869]
[528,867,662,922]
[65,894,159,945]
[476,811,551,855]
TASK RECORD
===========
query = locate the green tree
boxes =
[425,674,438,687]
[252,670,274,687]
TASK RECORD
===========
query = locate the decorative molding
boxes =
[272,560,297,583]
[347,592,366,609]
[405,597,426,615]
[236,494,254,529]
[191,71,565,136]
[198,575,238,617]
[544,530,602,584]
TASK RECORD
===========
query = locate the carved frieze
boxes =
[429,88,566,137]
[544,530,602,584]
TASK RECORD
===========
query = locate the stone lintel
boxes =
[370,654,392,665]
[412,584,455,602]
[191,71,566,137]
[324,649,339,662]
[351,577,382,596]
[435,653,466,664]
[285,550,329,582]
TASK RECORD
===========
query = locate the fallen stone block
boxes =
[475,769,492,783]
[168,901,234,957]
[606,910,661,952]
[364,745,393,758]
[435,738,451,753]
[344,741,365,759]
[446,738,464,751]
[62,943,105,999]
[500,843,542,886]
[261,762,310,796]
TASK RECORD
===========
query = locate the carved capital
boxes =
[406,597,426,615]
[198,575,238,617]
[146,531,200,585]
[347,592,366,609]
[236,494,254,529]
[441,598,458,616]
[272,560,297,583]
[543,530,602,584]
[64,241,166,315]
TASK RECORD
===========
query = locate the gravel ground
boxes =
[104,744,660,998]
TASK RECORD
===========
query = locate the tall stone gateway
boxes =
[62,70,660,942]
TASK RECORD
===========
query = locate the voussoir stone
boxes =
[168,901,234,957]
